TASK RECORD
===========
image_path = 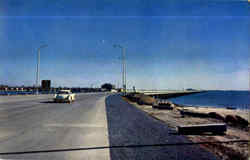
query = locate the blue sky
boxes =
[0,0,249,90]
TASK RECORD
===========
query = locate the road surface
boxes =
[0,93,218,160]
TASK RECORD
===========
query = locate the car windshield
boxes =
[57,91,69,94]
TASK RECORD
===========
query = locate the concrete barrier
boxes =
[180,110,210,118]
[177,123,227,135]
[152,101,174,110]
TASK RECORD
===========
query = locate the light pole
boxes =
[113,44,126,94]
[36,44,48,95]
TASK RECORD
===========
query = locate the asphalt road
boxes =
[0,93,218,160]
[0,93,110,160]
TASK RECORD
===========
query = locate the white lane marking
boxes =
[44,123,105,128]
[0,130,16,139]
[0,159,28,160]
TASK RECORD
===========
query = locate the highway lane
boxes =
[0,94,52,105]
[0,93,110,160]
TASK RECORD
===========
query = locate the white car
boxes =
[54,90,75,103]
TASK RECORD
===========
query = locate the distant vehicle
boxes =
[111,89,117,93]
[54,90,75,103]
[185,88,197,91]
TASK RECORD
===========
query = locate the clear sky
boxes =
[0,0,249,90]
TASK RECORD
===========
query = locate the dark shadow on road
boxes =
[40,101,55,104]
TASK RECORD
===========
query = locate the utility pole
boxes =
[36,44,48,95]
[113,44,126,95]
[123,47,126,93]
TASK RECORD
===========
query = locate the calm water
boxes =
[0,91,56,95]
[0,90,84,95]
[168,91,250,110]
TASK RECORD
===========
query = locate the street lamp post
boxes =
[113,44,126,94]
[36,44,48,95]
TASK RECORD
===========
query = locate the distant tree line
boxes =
[101,83,115,91]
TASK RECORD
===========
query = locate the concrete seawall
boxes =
[142,91,204,99]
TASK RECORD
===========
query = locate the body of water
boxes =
[0,90,85,95]
[0,91,56,95]
[168,91,250,110]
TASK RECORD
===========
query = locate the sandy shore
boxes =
[179,106,249,123]
[123,97,249,160]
